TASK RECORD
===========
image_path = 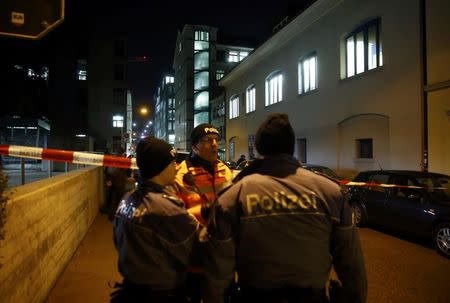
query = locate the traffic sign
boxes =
[0,0,65,40]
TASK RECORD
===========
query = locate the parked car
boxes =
[224,160,237,170]
[236,159,253,170]
[347,170,450,258]
[300,163,342,181]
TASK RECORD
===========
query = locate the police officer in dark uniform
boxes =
[203,113,367,303]
[112,136,199,303]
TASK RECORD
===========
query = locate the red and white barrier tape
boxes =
[0,144,447,190]
[339,180,446,190]
[0,144,138,170]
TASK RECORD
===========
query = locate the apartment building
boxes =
[154,74,176,144]
[172,24,253,153]
[221,0,450,177]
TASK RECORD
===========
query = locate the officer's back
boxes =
[204,113,367,303]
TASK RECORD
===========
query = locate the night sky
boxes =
[90,0,315,111]
[1,0,314,117]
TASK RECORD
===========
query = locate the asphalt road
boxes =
[46,216,450,303]
[358,226,450,303]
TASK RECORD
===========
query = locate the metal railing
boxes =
[2,156,86,187]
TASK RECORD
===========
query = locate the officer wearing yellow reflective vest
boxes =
[174,123,234,303]
[203,113,367,303]
[174,123,233,224]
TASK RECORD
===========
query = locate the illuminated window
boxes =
[229,95,239,119]
[265,72,283,106]
[298,53,317,94]
[194,30,209,41]
[216,70,224,80]
[345,19,382,78]
[228,50,249,62]
[246,85,255,113]
[239,51,248,61]
[169,134,175,144]
[113,115,124,128]
[228,51,239,62]
[194,112,208,126]
[165,76,174,84]
[194,51,209,69]
[77,59,87,80]
[27,68,36,78]
[194,71,209,90]
[194,91,209,110]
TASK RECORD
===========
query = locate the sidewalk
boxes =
[45,214,121,303]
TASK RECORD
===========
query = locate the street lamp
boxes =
[140,107,149,116]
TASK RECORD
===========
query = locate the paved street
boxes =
[46,215,450,303]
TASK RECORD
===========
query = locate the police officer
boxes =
[203,113,367,303]
[112,136,199,303]
[175,123,233,224]
[174,123,234,303]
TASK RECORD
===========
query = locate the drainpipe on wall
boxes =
[420,0,428,172]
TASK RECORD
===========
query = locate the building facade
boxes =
[154,74,176,144]
[221,0,450,177]
[87,31,131,154]
[172,24,253,152]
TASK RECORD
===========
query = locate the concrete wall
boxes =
[0,166,104,303]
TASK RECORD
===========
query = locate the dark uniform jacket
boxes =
[113,179,199,290]
[175,155,233,212]
[204,154,367,303]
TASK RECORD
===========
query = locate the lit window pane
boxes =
[194,51,209,69]
[168,134,175,144]
[229,96,239,119]
[239,51,248,61]
[356,32,364,74]
[310,56,316,90]
[194,41,209,51]
[271,78,275,104]
[112,115,124,128]
[379,40,383,66]
[368,26,377,70]
[194,71,209,90]
[266,73,283,105]
[228,51,238,62]
[194,91,209,110]
[303,60,310,92]
[246,86,255,113]
[278,74,283,101]
[298,61,303,94]
[347,37,355,77]
[194,112,208,127]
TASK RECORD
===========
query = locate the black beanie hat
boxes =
[136,136,176,179]
[190,123,220,145]
[255,113,295,156]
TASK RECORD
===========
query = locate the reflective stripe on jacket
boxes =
[175,159,233,209]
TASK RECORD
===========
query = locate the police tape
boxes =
[338,180,446,190]
[0,144,138,169]
[339,180,421,188]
